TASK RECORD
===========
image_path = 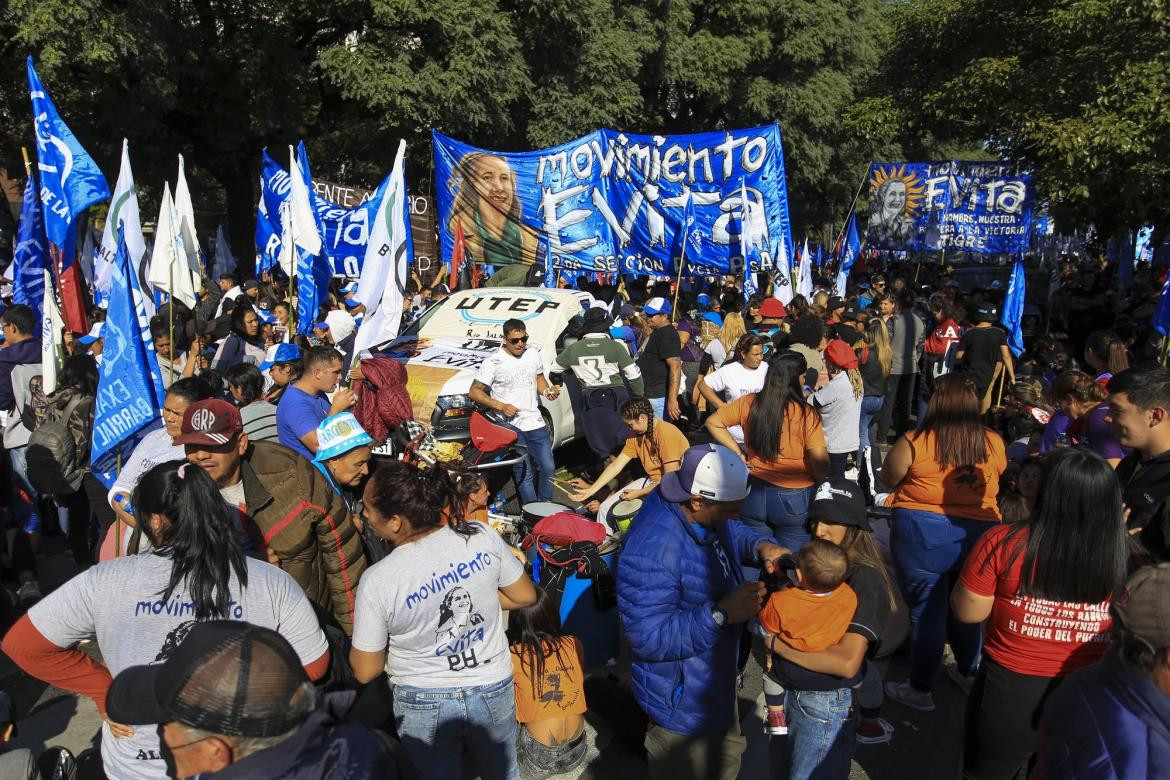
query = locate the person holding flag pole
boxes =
[671,192,702,318]
[996,256,1027,407]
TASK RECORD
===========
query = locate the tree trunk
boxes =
[218,159,258,277]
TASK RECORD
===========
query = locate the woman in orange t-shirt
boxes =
[951,448,1126,778]
[881,374,1007,713]
[707,351,828,550]
[507,586,588,777]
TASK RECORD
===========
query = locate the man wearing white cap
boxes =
[78,322,104,364]
[315,310,358,370]
[617,444,784,779]
[636,297,683,421]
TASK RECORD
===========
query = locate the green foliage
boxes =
[877,0,1170,234]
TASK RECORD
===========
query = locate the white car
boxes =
[379,286,594,447]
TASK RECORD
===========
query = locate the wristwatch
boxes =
[711,606,728,627]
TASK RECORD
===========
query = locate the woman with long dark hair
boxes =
[211,302,267,373]
[1,460,330,780]
[707,352,829,550]
[952,448,1127,778]
[881,374,1007,712]
[507,585,589,777]
[857,315,892,499]
[349,460,537,780]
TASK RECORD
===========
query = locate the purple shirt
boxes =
[1081,403,1130,461]
[1040,410,1072,453]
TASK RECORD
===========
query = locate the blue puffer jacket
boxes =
[1035,649,1170,779]
[616,489,771,739]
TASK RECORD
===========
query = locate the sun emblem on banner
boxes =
[869,165,925,220]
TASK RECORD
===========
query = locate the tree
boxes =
[0,0,360,260]
[876,0,1170,239]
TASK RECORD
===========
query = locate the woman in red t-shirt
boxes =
[951,448,1128,779]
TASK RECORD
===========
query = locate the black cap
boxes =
[583,306,614,332]
[106,621,310,737]
[809,480,870,531]
[827,296,846,312]
[841,302,862,321]
[975,303,998,323]
[241,279,260,291]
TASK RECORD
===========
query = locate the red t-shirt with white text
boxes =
[959,524,1111,677]
[923,318,960,356]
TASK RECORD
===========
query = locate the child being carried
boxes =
[759,538,856,736]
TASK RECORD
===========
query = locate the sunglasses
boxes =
[508,335,529,344]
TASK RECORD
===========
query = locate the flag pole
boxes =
[828,169,870,274]
[21,147,31,176]
[672,246,686,323]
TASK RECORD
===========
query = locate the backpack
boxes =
[27,394,91,497]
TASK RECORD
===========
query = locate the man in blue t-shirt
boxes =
[276,346,356,460]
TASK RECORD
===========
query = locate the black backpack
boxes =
[27,394,91,497]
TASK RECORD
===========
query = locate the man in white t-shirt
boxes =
[697,334,768,443]
[469,318,560,503]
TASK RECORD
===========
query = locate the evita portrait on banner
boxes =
[865,161,1034,254]
[434,125,795,277]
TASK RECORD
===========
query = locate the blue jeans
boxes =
[740,480,812,554]
[889,508,990,690]
[7,446,40,533]
[513,426,555,504]
[858,396,883,450]
[774,687,856,780]
[393,676,519,780]
[648,396,666,419]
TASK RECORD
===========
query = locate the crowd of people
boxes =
[0,249,1167,780]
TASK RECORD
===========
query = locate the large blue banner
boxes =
[12,175,48,320]
[256,149,391,278]
[864,161,1033,253]
[434,125,794,277]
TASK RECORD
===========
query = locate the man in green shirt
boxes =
[553,307,645,457]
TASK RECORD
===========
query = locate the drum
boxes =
[596,478,651,531]
[608,499,642,534]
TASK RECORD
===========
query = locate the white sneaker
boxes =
[17,580,41,607]
[946,663,975,694]
[884,680,936,712]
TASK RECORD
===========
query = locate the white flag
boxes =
[772,238,793,305]
[278,145,322,280]
[147,182,199,309]
[353,140,411,361]
[97,139,149,312]
[173,154,203,278]
[40,270,63,395]
[797,239,813,300]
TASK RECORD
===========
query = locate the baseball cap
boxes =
[313,412,374,462]
[824,339,858,370]
[241,279,260,292]
[259,343,302,370]
[174,399,243,447]
[79,322,104,345]
[659,444,751,504]
[343,298,363,309]
[975,303,999,323]
[1112,563,1170,649]
[759,298,787,319]
[340,281,358,294]
[841,303,862,322]
[105,621,310,737]
[809,480,870,530]
[324,310,356,343]
[827,296,846,312]
[697,293,711,307]
[643,297,672,316]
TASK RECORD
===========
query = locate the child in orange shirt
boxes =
[759,538,857,735]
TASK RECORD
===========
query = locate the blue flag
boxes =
[833,213,862,296]
[1153,275,1170,336]
[1000,257,1027,356]
[813,244,823,270]
[27,57,109,254]
[90,229,167,487]
[12,175,48,320]
[675,193,704,266]
[293,144,335,336]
